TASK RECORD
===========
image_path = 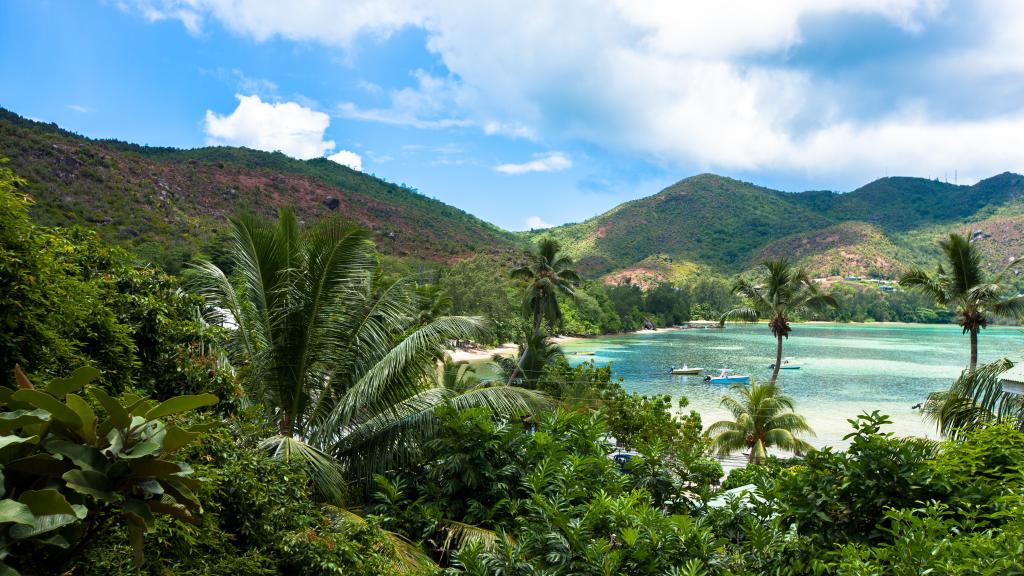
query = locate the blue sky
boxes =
[2,1,1024,230]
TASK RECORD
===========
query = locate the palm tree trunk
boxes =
[771,333,783,384]
[970,327,978,370]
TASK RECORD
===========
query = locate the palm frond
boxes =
[924,359,1024,438]
[899,267,950,305]
[441,520,501,553]
[260,435,347,503]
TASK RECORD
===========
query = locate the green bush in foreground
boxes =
[0,366,216,575]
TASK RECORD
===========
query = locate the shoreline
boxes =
[443,326,683,363]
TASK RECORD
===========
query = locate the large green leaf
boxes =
[0,434,38,451]
[8,513,79,540]
[0,409,50,433]
[121,439,162,460]
[3,453,67,475]
[128,459,183,477]
[162,425,200,454]
[143,394,218,421]
[45,366,101,397]
[65,394,96,442]
[46,440,108,473]
[123,498,154,530]
[17,490,82,518]
[62,469,115,502]
[88,387,130,429]
[9,390,81,429]
[0,499,35,526]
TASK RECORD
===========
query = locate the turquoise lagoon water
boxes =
[556,323,1024,448]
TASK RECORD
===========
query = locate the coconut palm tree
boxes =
[900,233,1024,369]
[191,209,546,496]
[434,358,481,392]
[415,283,454,326]
[493,330,564,388]
[923,358,1024,439]
[720,258,838,383]
[511,238,580,335]
[708,380,815,464]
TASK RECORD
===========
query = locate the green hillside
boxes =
[534,172,1024,281]
[537,174,832,276]
[0,108,521,271]
[4,107,1024,284]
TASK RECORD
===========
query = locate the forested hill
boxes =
[0,108,520,271]
[5,106,1024,282]
[535,172,1024,283]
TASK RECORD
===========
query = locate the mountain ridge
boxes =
[0,107,522,271]
[532,171,1024,283]
[2,107,1023,282]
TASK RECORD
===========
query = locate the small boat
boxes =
[704,369,752,384]
[575,351,595,356]
[670,365,702,375]
[769,357,801,370]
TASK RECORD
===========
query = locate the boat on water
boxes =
[575,351,595,356]
[704,369,752,384]
[769,357,801,370]
[670,365,702,375]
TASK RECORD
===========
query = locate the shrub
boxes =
[0,366,216,574]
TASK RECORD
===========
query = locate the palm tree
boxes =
[923,358,1024,439]
[434,358,481,392]
[720,258,838,383]
[415,283,453,326]
[191,209,546,496]
[493,330,563,388]
[511,238,580,335]
[900,233,1024,369]
[708,380,815,464]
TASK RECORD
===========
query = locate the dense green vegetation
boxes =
[5,157,1024,575]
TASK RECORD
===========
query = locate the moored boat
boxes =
[704,369,751,384]
[670,365,702,375]
[769,357,801,370]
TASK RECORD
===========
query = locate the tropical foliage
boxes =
[511,238,580,334]
[708,380,815,464]
[190,209,545,494]
[923,358,1024,438]
[721,258,838,382]
[0,366,215,574]
[4,158,1024,575]
[900,232,1024,368]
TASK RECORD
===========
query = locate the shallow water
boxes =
[557,323,1024,448]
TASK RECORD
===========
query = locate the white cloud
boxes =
[525,216,552,229]
[133,1,1024,184]
[327,149,363,171]
[495,153,572,175]
[204,94,335,159]
[67,104,92,113]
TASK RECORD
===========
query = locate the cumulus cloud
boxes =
[495,153,572,175]
[134,1,1024,185]
[327,149,363,171]
[204,94,336,159]
[525,216,552,229]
